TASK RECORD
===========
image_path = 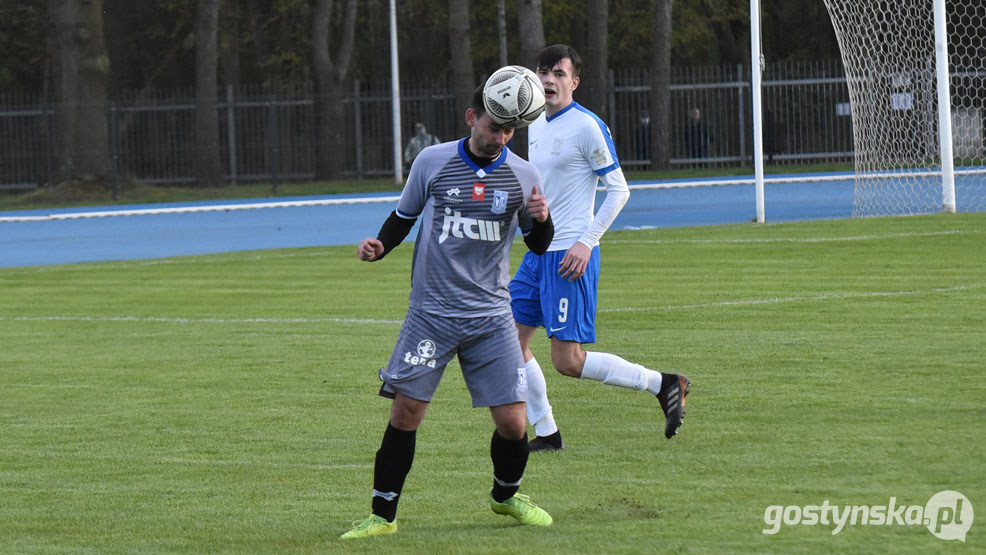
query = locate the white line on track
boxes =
[0,196,403,222]
[0,175,853,223]
[6,167,985,223]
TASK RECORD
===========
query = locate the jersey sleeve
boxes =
[396,148,435,218]
[582,117,621,176]
[577,167,629,248]
[577,115,628,248]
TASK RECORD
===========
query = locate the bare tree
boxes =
[585,0,608,120]
[48,0,111,186]
[649,0,673,170]
[448,0,474,135]
[195,0,223,187]
[516,0,545,69]
[312,0,357,181]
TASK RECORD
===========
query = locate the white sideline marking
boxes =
[0,195,403,222]
[619,174,852,191]
[622,167,986,191]
[3,285,978,327]
[599,285,978,314]
[604,230,979,244]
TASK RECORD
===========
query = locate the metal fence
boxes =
[1,61,858,189]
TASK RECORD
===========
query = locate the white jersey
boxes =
[527,101,630,251]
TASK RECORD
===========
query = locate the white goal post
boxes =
[823,0,986,217]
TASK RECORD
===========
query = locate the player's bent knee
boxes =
[553,361,582,378]
[490,403,527,439]
[496,422,527,440]
[390,394,428,430]
[550,349,586,378]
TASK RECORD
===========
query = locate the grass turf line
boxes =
[0,213,983,553]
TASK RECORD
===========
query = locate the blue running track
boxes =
[1,173,859,268]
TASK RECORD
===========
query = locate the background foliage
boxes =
[0,0,844,94]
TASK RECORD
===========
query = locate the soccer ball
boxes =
[482,65,546,128]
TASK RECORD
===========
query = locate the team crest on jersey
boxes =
[592,147,610,167]
[472,182,486,201]
[551,137,564,155]
[491,190,509,214]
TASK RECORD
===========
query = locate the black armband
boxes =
[376,211,416,259]
[523,214,554,255]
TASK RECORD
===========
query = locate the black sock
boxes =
[490,430,529,503]
[371,423,416,522]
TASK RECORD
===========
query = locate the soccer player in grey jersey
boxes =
[341,86,555,540]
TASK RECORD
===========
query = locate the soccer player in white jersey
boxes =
[341,86,555,540]
[509,44,690,451]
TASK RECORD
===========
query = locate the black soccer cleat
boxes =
[528,431,564,452]
[657,374,690,439]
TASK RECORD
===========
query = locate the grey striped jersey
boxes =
[395,138,543,318]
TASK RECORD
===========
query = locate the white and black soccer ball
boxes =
[482,65,546,128]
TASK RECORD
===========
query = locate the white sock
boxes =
[523,357,558,437]
[580,351,664,395]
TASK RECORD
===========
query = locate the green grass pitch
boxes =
[1,213,983,553]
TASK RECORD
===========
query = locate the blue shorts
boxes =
[509,247,600,343]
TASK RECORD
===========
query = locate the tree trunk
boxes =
[244,0,271,83]
[513,0,545,160]
[312,0,358,181]
[448,0,474,137]
[219,5,240,86]
[585,0,608,120]
[650,0,673,170]
[497,0,508,66]
[195,0,223,187]
[366,0,390,85]
[516,0,545,70]
[48,0,112,186]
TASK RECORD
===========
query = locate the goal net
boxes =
[823,0,986,217]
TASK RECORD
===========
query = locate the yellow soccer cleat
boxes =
[489,493,553,526]
[339,514,398,540]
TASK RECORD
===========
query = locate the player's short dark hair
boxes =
[471,85,486,118]
[536,44,582,78]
